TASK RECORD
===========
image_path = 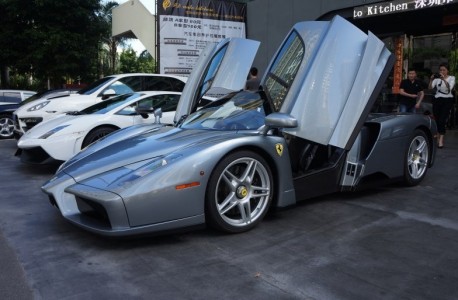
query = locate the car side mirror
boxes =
[260,112,298,135]
[101,89,116,100]
[135,106,153,119]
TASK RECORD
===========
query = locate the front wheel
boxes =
[404,129,430,186]
[0,114,14,139]
[82,126,117,148]
[205,150,273,233]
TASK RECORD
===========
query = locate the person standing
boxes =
[245,67,261,91]
[398,69,424,113]
[428,63,456,148]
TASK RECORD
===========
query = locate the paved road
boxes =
[1,131,458,299]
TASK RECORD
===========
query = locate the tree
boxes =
[119,48,156,73]
[119,48,139,73]
[98,1,124,76]
[137,50,157,73]
[0,0,107,88]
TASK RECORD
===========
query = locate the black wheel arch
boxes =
[82,124,120,148]
[209,145,281,208]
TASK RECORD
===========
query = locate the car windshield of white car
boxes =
[80,93,139,115]
[180,91,266,131]
[78,76,114,95]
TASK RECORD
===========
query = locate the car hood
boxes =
[19,114,75,139]
[61,127,236,182]
[15,93,91,114]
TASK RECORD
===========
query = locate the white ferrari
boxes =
[16,91,190,164]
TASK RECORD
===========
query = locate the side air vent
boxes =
[346,163,357,176]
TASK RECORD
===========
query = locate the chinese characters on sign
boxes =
[392,37,403,94]
[353,0,455,19]
[158,0,247,76]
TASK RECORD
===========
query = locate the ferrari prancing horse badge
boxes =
[275,143,283,156]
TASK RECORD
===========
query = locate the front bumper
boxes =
[14,114,43,135]
[42,176,205,237]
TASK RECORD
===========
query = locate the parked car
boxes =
[42,16,437,237]
[17,91,212,164]
[0,89,36,104]
[13,73,187,137]
[19,88,80,106]
[0,103,21,139]
[0,90,37,139]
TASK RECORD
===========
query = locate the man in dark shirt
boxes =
[245,67,261,91]
[398,69,424,113]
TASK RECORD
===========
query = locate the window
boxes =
[78,77,113,95]
[200,45,228,97]
[128,94,181,115]
[0,92,22,103]
[143,76,185,92]
[81,94,138,115]
[264,31,304,111]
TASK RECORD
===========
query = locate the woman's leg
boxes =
[434,98,454,147]
[433,99,445,134]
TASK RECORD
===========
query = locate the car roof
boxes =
[106,73,188,81]
[0,89,36,93]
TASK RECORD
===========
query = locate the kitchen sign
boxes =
[354,0,455,19]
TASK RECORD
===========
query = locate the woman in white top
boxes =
[428,63,456,148]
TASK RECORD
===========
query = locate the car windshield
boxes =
[80,93,140,115]
[180,91,267,131]
[77,77,113,95]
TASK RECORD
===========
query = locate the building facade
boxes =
[113,0,458,75]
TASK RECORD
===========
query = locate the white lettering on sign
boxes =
[354,0,455,19]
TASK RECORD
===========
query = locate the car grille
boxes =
[20,117,43,131]
[20,147,53,164]
[75,196,112,229]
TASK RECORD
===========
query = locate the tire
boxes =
[404,129,430,186]
[82,126,117,148]
[205,150,273,233]
[0,114,14,139]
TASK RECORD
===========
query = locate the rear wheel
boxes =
[0,114,14,139]
[82,127,117,148]
[404,129,429,186]
[205,150,273,233]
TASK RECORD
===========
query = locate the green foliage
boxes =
[0,0,118,88]
[449,49,458,79]
[119,48,156,73]
[411,47,449,61]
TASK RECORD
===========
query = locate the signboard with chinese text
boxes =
[157,0,247,75]
[392,36,403,94]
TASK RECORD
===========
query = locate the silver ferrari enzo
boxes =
[42,16,437,236]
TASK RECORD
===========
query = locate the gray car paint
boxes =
[41,16,435,236]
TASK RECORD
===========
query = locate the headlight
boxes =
[39,125,70,139]
[27,101,50,112]
[125,153,182,180]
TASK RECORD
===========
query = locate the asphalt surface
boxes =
[1,131,458,300]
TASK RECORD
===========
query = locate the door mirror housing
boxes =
[260,113,298,135]
[101,89,116,100]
